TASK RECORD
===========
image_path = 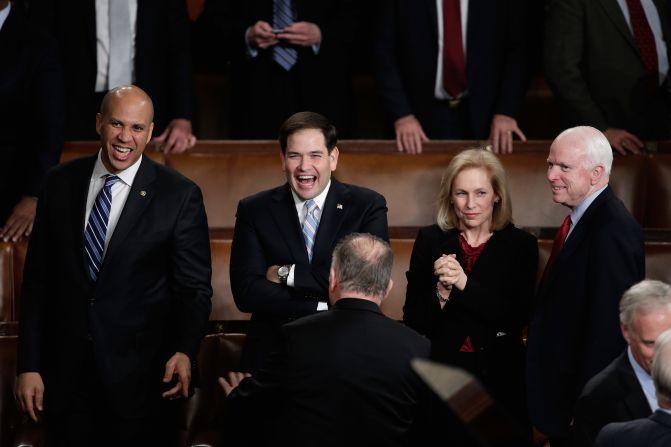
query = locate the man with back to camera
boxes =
[222,233,432,446]
[526,126,645,447]
[229,111,389,373]
[14,85,212,446]
[570,279,671,447]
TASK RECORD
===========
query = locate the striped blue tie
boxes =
[302,199,319,262]
[84,175,119,281]
[273,0,297,71]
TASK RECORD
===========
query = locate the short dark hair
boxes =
[331,233,393,300]
[278,111,337,154]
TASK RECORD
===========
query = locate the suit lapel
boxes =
[426,0,439,42]
[312,179,349,263]
[597,0,638,53]
[543,187,614,285]
[74,156,99,281]
[269,184,309,262]
[101,157,156,269]
[620,353,653,417]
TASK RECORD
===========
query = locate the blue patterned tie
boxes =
[84,175,119,281]
[302,199,319,262]
[273,0,297,71]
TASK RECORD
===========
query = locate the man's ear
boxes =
[328,268,337,294]
[382,279,394,301]
[621,322,631,345]
[95,113,103,135]
[591,165,605,185]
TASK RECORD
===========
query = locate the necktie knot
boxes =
[104,175,120,189]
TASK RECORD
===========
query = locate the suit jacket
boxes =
[595,410,671,447]
[372,0,529,139]
[570,350,652,447]
[230,178,388,372]
[227,298,432,446]
[17,155,212,418]
[527,186,645,437]
[404,223,537,427]
[205,0,360,138]
[28,0,193,139]
[545,0,671,139]
[0,4,63,222]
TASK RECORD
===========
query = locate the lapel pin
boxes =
[336,203,343,210]
[140,190,147,197]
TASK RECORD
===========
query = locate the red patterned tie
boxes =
[626,0,659,85]
[543,214,572,279]
[442,0,466,98]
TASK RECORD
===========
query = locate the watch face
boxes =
[279,265,289,277]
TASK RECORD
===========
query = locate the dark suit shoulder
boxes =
[336,180,387,203]
[587,188,640,230]
[237,184,286,208]
[579,352,630,400]
[150,158,201,190]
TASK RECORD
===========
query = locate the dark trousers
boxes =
[44,344,180,447]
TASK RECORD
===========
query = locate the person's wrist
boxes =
[277,264,291,284]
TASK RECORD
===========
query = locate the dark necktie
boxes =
[442,0,467,98]
[273,0,297,71]
[543,214,572,279]
[84,175,119,281]
[626,0,659,86]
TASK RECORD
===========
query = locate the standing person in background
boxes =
[404,148,537,445]
[14,85,212,446]
[570,280,671,447]
[203,0,361,139]
[229,111,388,373]
[544,0,671,155]
[527,126,645,447]
[0,0,64,242]
[373,0,529,154]
[28,0,197,153]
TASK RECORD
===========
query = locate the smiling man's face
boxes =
[280,128,338,200]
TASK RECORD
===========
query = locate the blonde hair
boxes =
[436,148,512,231]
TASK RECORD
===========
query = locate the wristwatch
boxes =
[278,264,291,284]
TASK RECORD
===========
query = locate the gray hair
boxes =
[652,328,671,405]
[331,233,393,300]
[554,126,613,176]
[619,280,671,328]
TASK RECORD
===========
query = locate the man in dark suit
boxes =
[372,0,529,154]
[28,0,196,153]
[0,0,63,242]
[526,126,645,447]
[229,111,388,373]
[221,233,431,446]
[545,0,671,155]
[205,0,360,138]
[595,328,671,447]
[14,85,212,446]
[570,279,671,447]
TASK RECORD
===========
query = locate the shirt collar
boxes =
[92,149,143,187]
[291,180,331,211]
[0,2,11,31]
[569,184,608,233]
[628,346,659,411]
